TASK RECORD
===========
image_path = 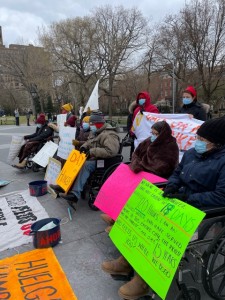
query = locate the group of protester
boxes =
[11,85,225,299]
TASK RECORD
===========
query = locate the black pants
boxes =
[15,117,19,126]
[27,119,30,126]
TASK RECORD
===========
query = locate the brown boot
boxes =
[118,274,150,299]
[105,225,113,233]
[14,159,27,168]
[100,214,115,225]
[101,255,133,276]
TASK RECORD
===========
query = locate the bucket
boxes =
[29,180,47,197]
[30,218,61,248]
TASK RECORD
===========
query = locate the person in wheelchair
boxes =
[163,117,225,208]
[72,116,91,149]
[14,114,54,169]
[50,112,120,205]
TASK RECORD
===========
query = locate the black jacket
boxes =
[180,101,206,121]
[24,123,54,142]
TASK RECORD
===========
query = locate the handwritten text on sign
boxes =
[110,180,205,300]
[56,149,86,193]
[0,248,77,299]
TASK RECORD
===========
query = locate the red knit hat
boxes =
[184,86,197,98]
[36,114,46,125]
[65,115,77,127]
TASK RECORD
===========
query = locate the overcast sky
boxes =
[0,0,186,46]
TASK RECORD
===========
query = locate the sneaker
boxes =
[49,184,65,193]
[59,192,78,203]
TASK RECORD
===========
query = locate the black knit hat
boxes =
[197,117,225,145]
[90,111,105,124]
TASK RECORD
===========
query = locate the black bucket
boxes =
[30,218,61,248]
[29,180,47,197]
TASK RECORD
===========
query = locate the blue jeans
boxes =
[70,160,96,199]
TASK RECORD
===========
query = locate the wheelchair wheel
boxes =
[88,190,99,211]
[202,226,225,299]
[100,162,122,184]
[32,163,40,172]
[175,287,201,300]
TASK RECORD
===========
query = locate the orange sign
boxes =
[0,248,77,299]
[56,149,86,193]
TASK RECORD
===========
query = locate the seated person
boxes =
[50,112,120,204]
[72,116,91,149]
[14,114,54,168]
[102,117,225,300]
[101,121,179,232]
[163,117,225,207]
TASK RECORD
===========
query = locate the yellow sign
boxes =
[56,149,86,193]
[0,248,77,299]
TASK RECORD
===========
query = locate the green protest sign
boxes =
[109,179,206,300]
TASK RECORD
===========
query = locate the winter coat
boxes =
[129,122,179,178]
[133,91,159,120]
[76,128,90,147]
[127,101,138,133]
[166,147,225,207]
[82,123,120,159]
[180,101,206,121]
[24,123,54,142]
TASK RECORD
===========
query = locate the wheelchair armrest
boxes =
[202,206,225,219]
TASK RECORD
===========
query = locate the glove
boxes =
[162,185,178,197]
[80,147,90,158]
[165,193,188,202]
[72,139,80,147]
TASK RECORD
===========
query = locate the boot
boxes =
[118,274,150,299]
[14,159,27,169]
[105,225,113,233]
[102,255,133,276]
[100,214,115,226]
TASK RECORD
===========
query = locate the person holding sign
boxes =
[180,86,206,121]
[163,117,225,207]
[61,102,74,120]
[72,116,91,149]
[50,112,120,205]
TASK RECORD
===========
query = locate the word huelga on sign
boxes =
[56,149,86,193]
[109,179,205,300]
[0,248,77,299]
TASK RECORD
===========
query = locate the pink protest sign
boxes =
[94,163,167,220]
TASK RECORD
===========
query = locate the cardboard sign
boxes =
[44,158,62,197]
[7,135,25,164]
[0,248,77,299]
[56,149,86,193]
[94,163,167,220]
[57,126,76,159]
[110,180,205,300]
[32,141,58,167]
[0,190,49,251]
[132,112,204,150]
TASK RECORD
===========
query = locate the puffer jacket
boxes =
[82,123,120,159]
[24,123,54,142]
[133,91,159,120]
[180,101,206,121]
[166,147,225,207]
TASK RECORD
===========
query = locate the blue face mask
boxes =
[150,134,157,142]
[82,123,90,131]
[138,98,146,105]
[183,98,192,105]
[37,123,42,128]
[90,125,97,133]
[194,140,208,154]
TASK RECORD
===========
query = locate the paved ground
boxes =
[0,124,212,299]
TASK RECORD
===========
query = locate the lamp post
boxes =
[172,59,176,114]
[30,85,40,120]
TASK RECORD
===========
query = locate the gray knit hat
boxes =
[90,111,105,124]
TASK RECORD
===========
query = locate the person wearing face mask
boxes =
[129,121,179,178]
[61,103,74,120]
[14,114,54,168]
[72,116,91,149]
[180,86,207,121]
[163,117,225,207]
[132,91,159,121]
[50,111,120,204]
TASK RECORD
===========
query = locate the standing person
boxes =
[180,86,207,121]
[14,108,19,126]
[61,103,74,120]
[132,91,159,121]
[126,101,138,160]
[26,109,31,126]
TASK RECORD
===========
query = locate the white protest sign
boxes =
[57,126,76,159]
[57,114,67,129]
[0,190,49,251]
[84,80,99,112]
[7,135,25,164]
[44,158,62,197]
[32,141,58,167]
[132,112,204,150]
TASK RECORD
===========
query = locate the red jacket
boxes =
[133,91,159,120]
